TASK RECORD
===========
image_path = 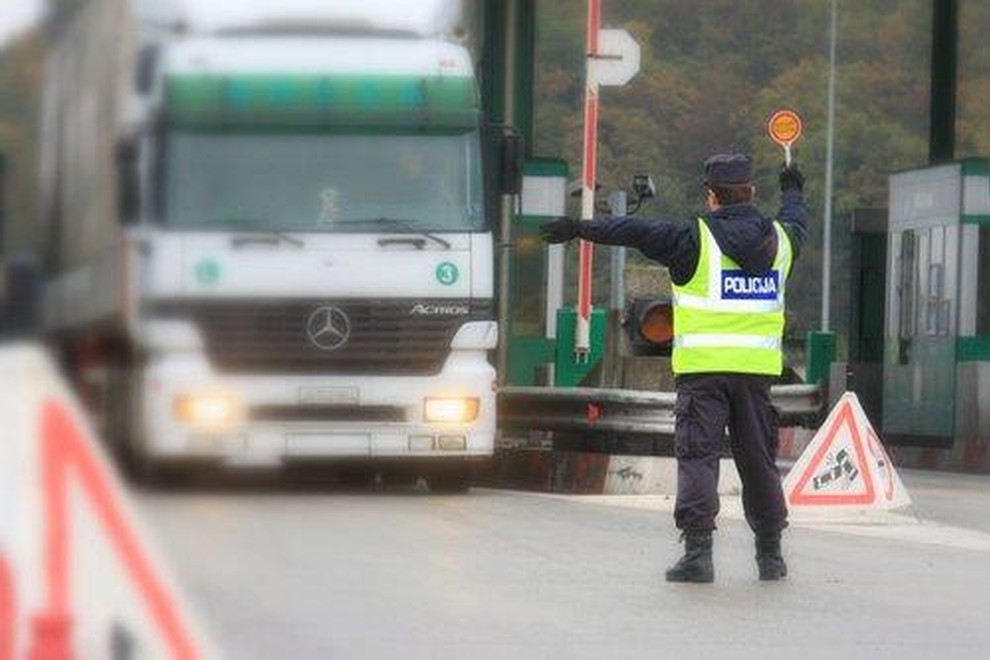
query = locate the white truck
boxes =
[39,0,499,488]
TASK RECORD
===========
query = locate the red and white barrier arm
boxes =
[575,0,602,358]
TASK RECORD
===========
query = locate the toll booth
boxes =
[505,160,568,386]
[883,160,990,463]
[505,159,613,387]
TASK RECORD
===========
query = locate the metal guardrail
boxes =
[498,383,824,437]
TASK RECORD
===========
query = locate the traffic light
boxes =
[624,296,674,356]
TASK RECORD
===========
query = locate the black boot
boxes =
[755,533,787,581]
[665,530,714,583]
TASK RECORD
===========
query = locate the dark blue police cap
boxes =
[704,153,753,186]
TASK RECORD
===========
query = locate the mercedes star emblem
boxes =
[305,305,351,351]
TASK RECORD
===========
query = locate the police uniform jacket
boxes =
[574,188,809,376]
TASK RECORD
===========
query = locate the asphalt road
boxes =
[138,470,990,660]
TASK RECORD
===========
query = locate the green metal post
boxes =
[555,307,607,387]
[806,330,836,386]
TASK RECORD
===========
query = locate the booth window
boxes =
[898,231,917,339]
[925,262,952,336]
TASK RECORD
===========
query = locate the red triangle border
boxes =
[788,403,877,506]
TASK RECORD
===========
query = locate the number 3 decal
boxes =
[436,262,459,286]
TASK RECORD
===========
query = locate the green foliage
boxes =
[0,30,44,255]
[532,0,956,337]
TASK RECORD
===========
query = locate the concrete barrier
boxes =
[481,448,741,496]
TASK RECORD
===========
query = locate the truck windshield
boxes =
[163,131,486,232]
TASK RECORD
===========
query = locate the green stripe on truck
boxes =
[166,74,480,130]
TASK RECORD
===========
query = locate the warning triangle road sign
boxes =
[788,401,876,506]
[0,346,216,659]
[783,392,911,518]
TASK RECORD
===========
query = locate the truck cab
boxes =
[42,20,498,485]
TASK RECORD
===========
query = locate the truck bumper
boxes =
[140,351,497,466]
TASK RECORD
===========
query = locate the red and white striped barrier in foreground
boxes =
[0,344,215,660]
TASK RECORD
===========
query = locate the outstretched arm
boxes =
[540,215,699,283]
[777,164,810,257]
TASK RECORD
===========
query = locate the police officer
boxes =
[540,154,808,582]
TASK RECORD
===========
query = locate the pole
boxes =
[575,0,602,359]
[606,191,627,387]
[822,0,837,331]
[496,0,518,383]
[929,0,958,164]
[0,153,6,256]
[607,191,627,311]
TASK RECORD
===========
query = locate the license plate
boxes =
[297,386,359,406]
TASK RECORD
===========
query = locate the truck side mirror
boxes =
[2,251,41,338]
[116,139,140,224]
[135,45,160,95]
[499,132,524,195]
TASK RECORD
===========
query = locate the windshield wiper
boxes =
[198,216,264,227]
[230,231,305,249]
[340,217,452,250]
[378,236,429,250]
[192,217,304,249]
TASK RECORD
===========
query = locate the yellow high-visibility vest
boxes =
[671,218,793,375]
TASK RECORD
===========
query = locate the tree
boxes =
[0,30,45,255]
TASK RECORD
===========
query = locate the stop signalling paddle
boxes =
[767,109,803,166]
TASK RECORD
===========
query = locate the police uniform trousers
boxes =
[673,372,788,535]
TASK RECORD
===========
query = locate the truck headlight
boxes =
[173,391,246,431]
[424,397,479,423]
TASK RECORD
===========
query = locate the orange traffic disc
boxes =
[767,109,803,146]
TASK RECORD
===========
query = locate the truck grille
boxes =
[151,298,494,375]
